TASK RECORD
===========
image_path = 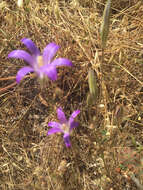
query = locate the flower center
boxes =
[61,123,70,133]
[37,56,44,68]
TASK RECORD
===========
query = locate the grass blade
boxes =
[100,0,112,49]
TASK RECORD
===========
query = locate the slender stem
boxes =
[0,82,17,94]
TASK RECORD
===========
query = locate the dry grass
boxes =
[0,0,143,189]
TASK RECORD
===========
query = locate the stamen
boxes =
[37,56,44,67]
[61,123,69,133]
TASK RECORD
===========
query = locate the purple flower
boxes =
[8,38,73,83]
[47,107,80,147]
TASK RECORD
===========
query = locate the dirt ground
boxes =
[0,0,143,189]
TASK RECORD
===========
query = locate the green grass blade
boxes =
[87,69,98,105]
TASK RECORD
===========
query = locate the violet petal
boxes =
[47,127,62,135]
[57,107,67,124]
[43,43,60,64]
[16,66,34,83]
[48,122,61,128]
[70,121,79,131]
[40,64,57,80]
[21,38,40,55]
[63,133,71,147]
[8,50,34,66]
[51,58,73,67]
[69,110,80,125]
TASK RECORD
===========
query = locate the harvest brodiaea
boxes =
[8,38,73,83]
[47,107,80,147]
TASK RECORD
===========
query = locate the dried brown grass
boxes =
[0,0,143,189]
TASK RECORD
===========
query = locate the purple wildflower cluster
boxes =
[8,38,80,147]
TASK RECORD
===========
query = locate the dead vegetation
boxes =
[0,0,143,189]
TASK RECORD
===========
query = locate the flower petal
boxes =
[8,50,34,66]
[69,110,80,125]
[48,122,61,128]
[63,133,71,147]
[47,127,62,135]
[16,66,34,83]
[51,58,73,67]
[40,64,57,80]
[57,107,67,124]
[21,38,40,55]
[70,121,79,131]
[70,110,80,119]
[43,43,60,64]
